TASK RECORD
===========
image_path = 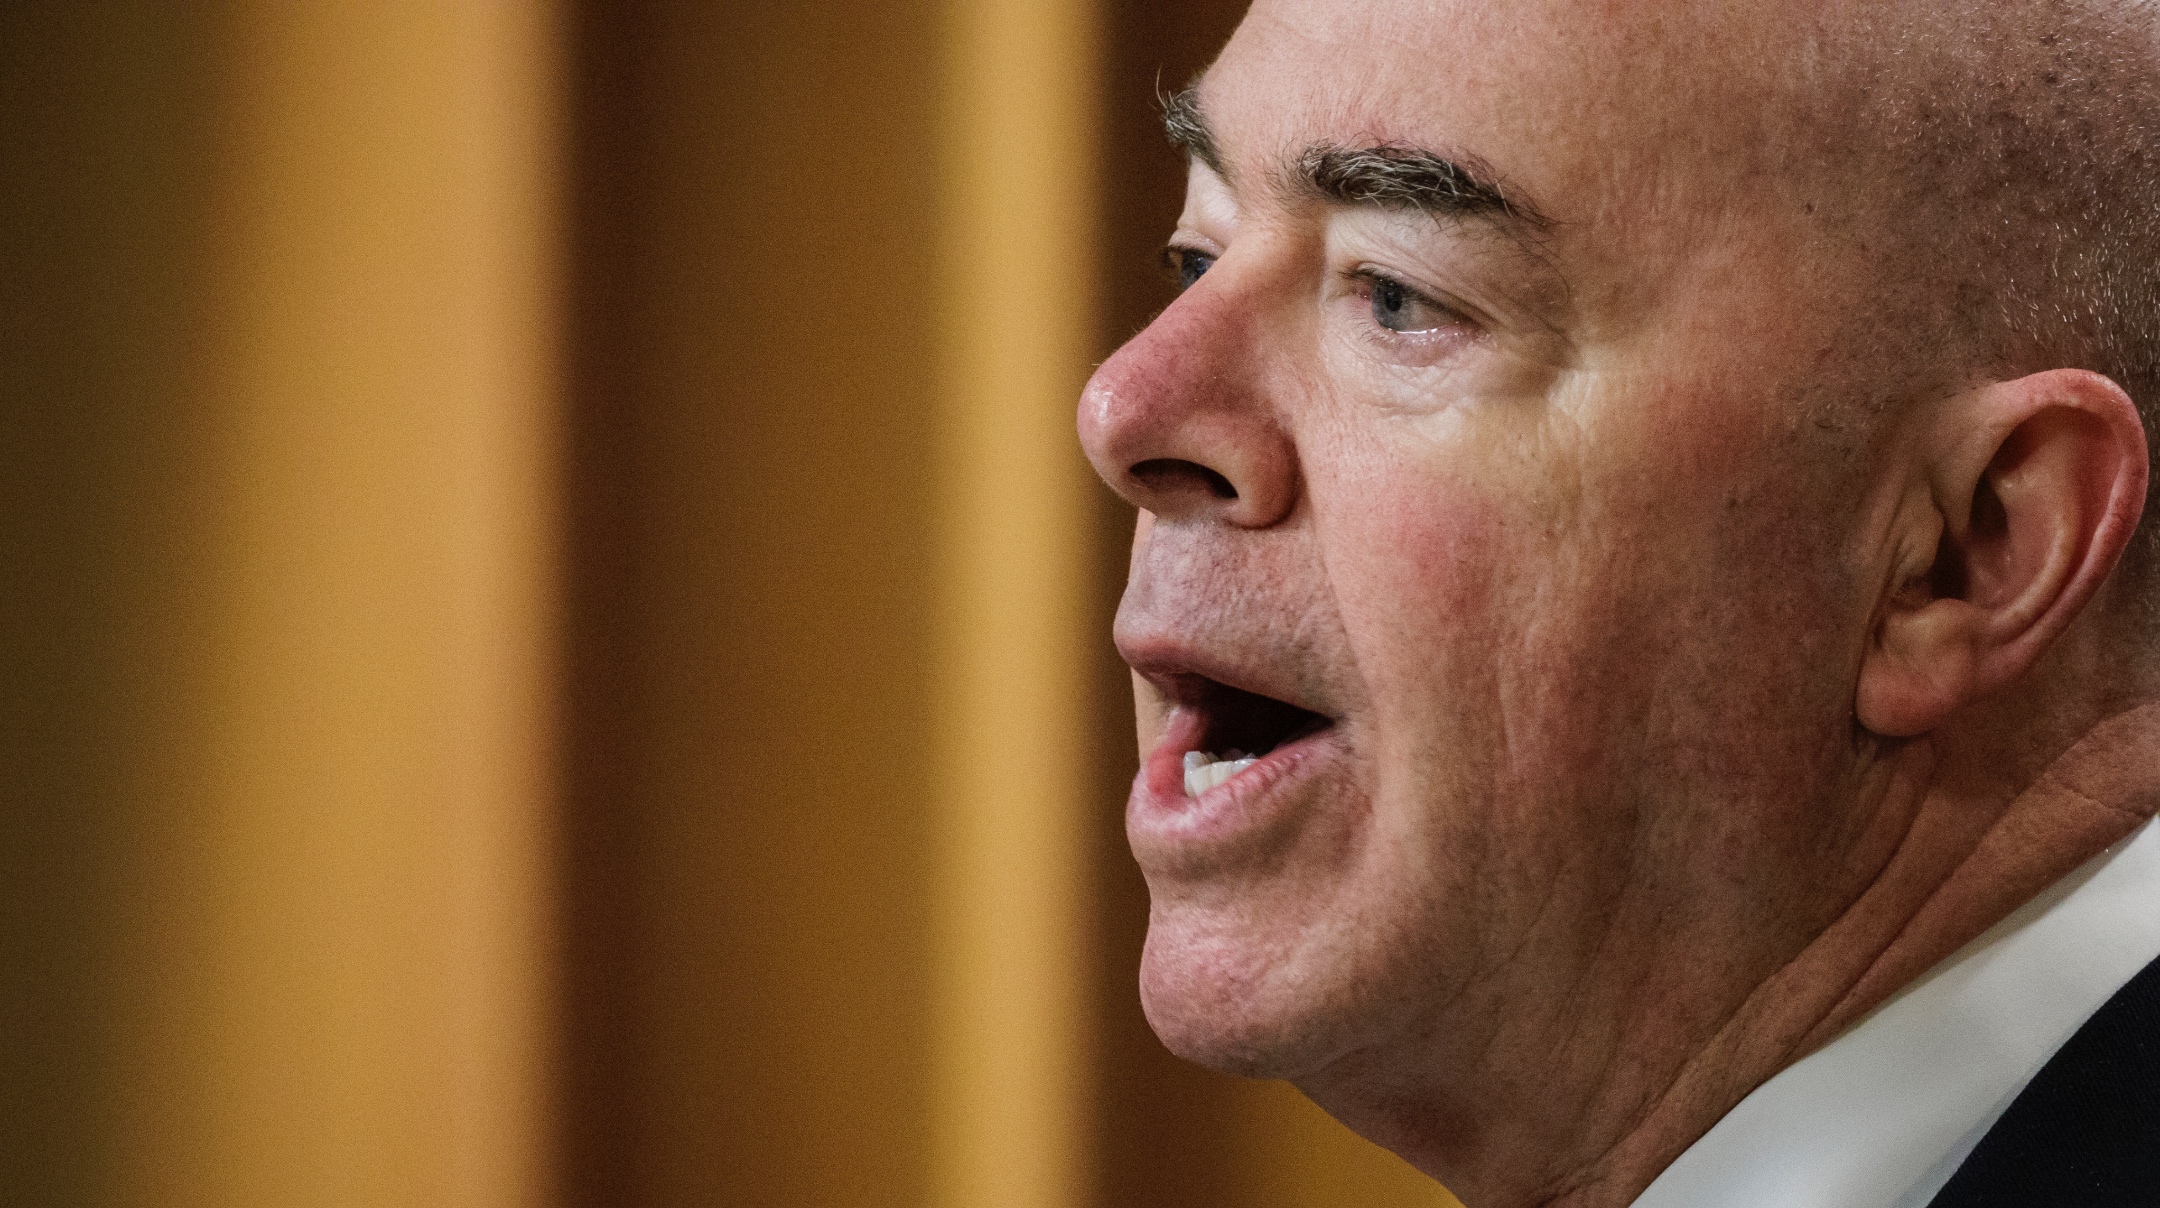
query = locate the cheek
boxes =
[1323,465,1613,799]
[1312,404,1846,875]
[1332,490,1515,723]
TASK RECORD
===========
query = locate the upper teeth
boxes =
[1184,749,1256,797]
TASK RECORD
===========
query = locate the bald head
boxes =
[1587,0,2160,624]
[1814,1,2160,564]
[1092,1,2159,1200]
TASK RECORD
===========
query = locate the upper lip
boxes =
[1118,630,1339,775]
[1117,631,1332,723]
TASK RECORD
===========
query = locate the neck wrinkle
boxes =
[1573,700,2160,1208]
[1800,698,2160,1053]
[1536,739,1952,1208]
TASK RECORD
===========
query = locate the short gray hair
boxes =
[1839,2,2160,583]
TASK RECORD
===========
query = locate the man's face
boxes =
[1082,0,1909,1098]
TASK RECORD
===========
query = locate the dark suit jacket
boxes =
[1930,952,2160,1206]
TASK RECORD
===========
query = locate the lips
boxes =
[1126,666,1344,863]
[1177,675,1331,763]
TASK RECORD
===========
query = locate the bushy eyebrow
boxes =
[1162,85,1226,178]
[1297,143,1546,228]
[1161,86,1548,231]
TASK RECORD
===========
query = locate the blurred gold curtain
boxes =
[930,0,1101,1205]
[556,1,1459,1204]
[3,2,557,1206]
[5,1,1460,1205]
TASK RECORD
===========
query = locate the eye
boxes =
[1164,246,1216,292]
[1357,270,1453,334]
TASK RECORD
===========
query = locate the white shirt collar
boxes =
[1632,814,2160,1208]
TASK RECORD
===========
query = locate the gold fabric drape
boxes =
[4,1,1461,1204]
[3,3,557,1205]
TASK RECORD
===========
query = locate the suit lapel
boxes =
[1928,952,2160,1206]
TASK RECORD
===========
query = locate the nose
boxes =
[1076,273,1298,528]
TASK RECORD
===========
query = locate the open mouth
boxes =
[1175,677,1332,798]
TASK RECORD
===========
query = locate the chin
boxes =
[1136,904,1374,1081]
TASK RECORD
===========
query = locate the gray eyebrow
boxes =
[1160,89,1572,324]
[1162,85,1227,178]
[1162,87,1546,231]
[1297,142,1547,228]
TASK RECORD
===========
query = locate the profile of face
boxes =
[1080,0,1970,1113]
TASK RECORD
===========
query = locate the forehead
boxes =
[1193,0,1892,369]
[1202,0,1814,233]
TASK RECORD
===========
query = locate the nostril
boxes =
[1131,458,1238,500]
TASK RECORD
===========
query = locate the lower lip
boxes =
[1126,709,1345,860]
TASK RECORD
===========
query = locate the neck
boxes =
[1322,692,2160,1208]
[1587,695,2157,1207]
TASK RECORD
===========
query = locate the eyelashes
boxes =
[1163,245,1216,291]
[1159,242,1478,359]
[1346,267,1462,335]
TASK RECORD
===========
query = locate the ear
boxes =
[1857,369,2149,737]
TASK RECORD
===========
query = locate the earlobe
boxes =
[1857,591,1982,738]
[1856,370,2148,738]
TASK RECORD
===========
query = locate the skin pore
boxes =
[1078,2,2159,1206]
